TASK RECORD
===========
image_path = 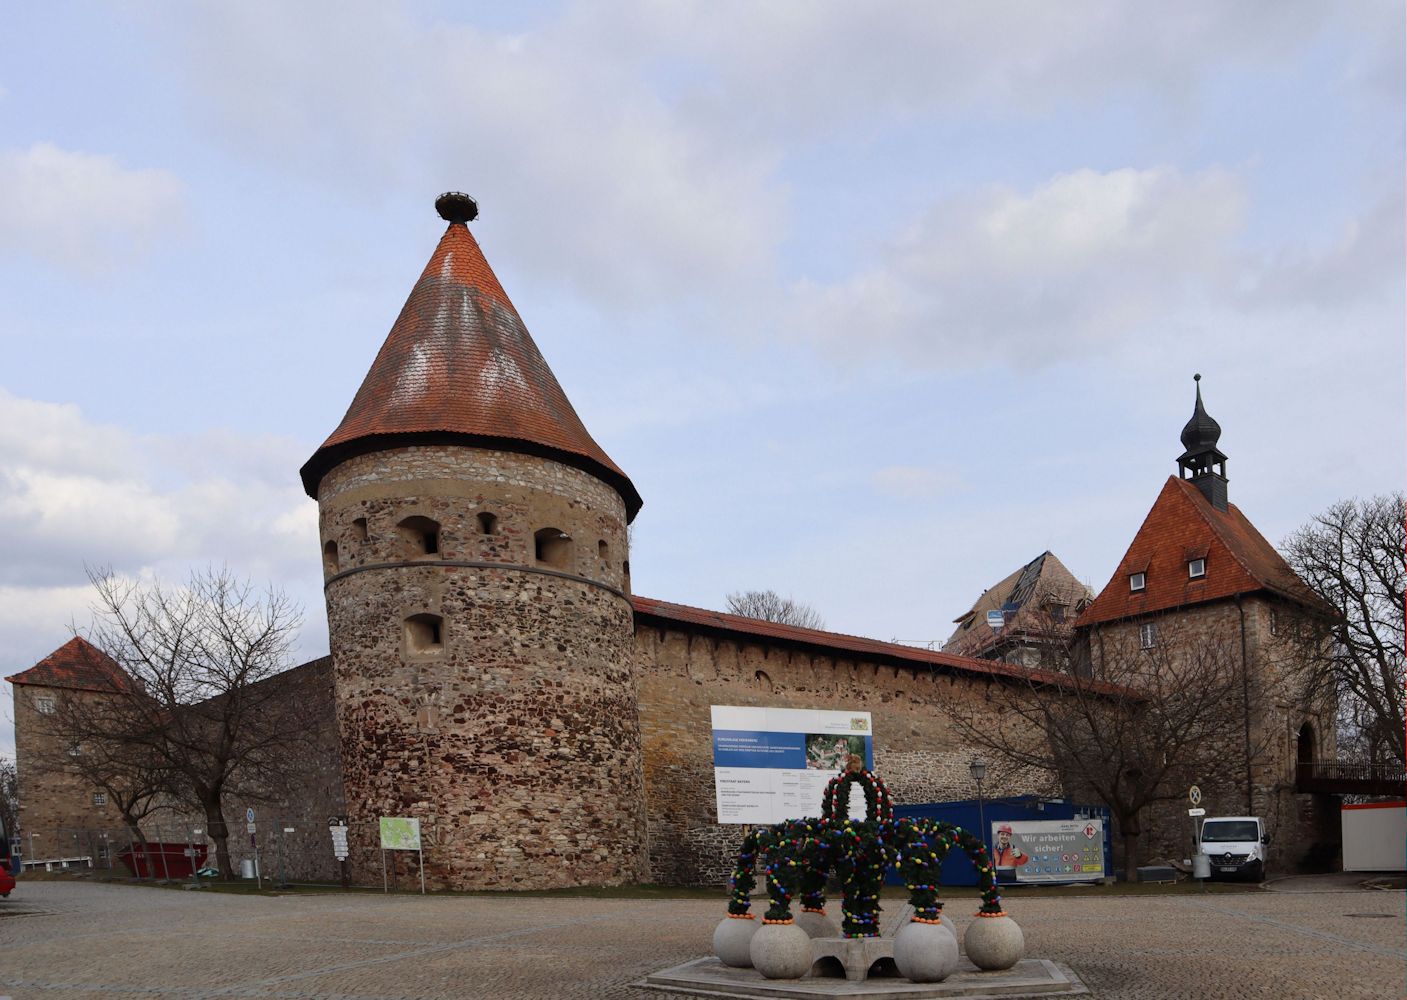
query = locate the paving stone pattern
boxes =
[1,881,1402,999]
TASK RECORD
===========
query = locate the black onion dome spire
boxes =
[1180,373,1221,455]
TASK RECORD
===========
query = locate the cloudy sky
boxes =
[2,3,1402,758]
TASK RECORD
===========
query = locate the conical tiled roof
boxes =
[300,202,641,519]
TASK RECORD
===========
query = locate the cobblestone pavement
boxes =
[1,880,1401,1000]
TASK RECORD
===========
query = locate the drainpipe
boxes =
[1235,596,1253,813]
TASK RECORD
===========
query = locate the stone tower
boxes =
[299,193,646,889]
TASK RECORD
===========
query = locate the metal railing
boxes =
[1296,759,1406,795]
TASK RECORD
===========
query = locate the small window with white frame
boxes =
[1129,571,1146,592]
[1188,557,1206,579]
[1139,622,1158,649]
[93,791,107,806]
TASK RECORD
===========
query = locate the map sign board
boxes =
[378,816,421,851]
[992,818,1105,883]
[711,706,873,825]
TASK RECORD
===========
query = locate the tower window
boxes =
[477,512,498,535]
[622,560,631,593]
[352,517,369,542]
[598,539,609,562]
[535,527,572,570]
[1129,572,1146,592]
[397,516,441,557]
[323,540,340,575]
[404,613,445,654]
[1188,558,1206,579]
[1139,622,1158,649]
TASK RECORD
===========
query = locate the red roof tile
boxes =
[5,637,133,693]
[300,219,641,519]
[631,595,1132,696]
[1076,477,1333,627]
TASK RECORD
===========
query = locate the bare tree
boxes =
[77,567,308,879]
[950,627,1271,881]
[725,590,826,630]
[1282,493,1405,767]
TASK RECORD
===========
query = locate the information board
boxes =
[711,706,873,825]
[378,816,422,851]
[992,818,1105,882]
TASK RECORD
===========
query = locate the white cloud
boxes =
[164,2,784,308]
[0,389,318,591]
[790,167,1246,367]
[0,142,185,273]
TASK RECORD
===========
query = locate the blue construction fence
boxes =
[885,796,1112,887]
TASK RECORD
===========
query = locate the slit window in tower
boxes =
[405,613,445,654]
[477,512,498,535]
[535,527,572,569]
[398,516,441,558]
[323,540,340,575]
[352,517,369,542]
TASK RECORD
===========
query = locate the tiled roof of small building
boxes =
[5,636,133,693]
[1076,476,1332,627]
[631,595,1130,694]
[300,207,641,519]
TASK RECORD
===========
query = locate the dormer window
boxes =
[1188,558,1206,579]
[1129,572,1146,592]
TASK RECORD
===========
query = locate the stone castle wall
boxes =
[318,444,646,889]
[633,625,1057,886]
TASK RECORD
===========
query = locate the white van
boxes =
[1200,816,1269,881]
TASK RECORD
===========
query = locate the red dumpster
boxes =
[117,842,207,878]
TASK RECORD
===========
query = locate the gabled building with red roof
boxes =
[4,638,133,849]
[1074,376,1339,871]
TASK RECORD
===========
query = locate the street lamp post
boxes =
[969,758,988,858]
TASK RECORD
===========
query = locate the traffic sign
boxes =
[1188,785,1202,806]
[1188,807,1206,817]
[246,807,256,822]
[246,821,256,833]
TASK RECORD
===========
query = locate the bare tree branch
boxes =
[725,590,826,630]
[1281,493,1405,766]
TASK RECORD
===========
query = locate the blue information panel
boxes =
[711,706,873,824]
